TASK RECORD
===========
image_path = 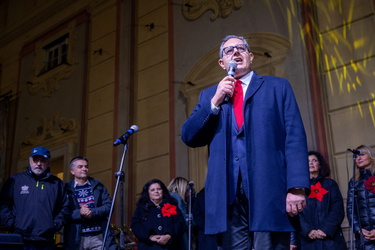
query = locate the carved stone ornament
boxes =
[182,0,243,20]
[27,21,78,97]
[22,113,79,147]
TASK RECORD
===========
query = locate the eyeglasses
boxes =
[222,44,249,56]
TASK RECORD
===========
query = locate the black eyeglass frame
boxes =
[221,44,250,57]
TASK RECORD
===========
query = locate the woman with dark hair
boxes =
[347,145,375,249]
[131,179,186,249]
[298,151,346,249]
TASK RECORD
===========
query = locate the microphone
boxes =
[347,148,363,155]
[227,60,237,77]
[113,125,138,146]
[224,60,238,102]
[189,181,194,187]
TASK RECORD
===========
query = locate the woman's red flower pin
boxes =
[308,182,329,201]
[161,203,177,217]
[364,176,375,194]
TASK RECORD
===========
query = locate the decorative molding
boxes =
[27,21,78,97]
[22,113,79,147]
[0,0,76,48]
[182,0,243,21]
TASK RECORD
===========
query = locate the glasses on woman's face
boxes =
[222,44,249,56]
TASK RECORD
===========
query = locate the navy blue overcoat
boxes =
[181,72,310,234]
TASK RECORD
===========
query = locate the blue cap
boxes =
[30,146,51,159]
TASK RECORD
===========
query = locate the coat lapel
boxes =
[244,72,264,103]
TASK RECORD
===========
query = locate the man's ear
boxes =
[218,59,226,70]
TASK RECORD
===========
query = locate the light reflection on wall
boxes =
[287,0,375,128]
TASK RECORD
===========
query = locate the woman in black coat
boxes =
[131,179,186,249]
[298,151,347,249]
[347,145,375,250]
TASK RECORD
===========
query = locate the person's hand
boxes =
[362,229,375,240]
[308,229,317,239]
[149,234,171,245]
[149,235,160,242]
[80,205,92,218]
[211,76,235,106]
[316,229,327,239]
[286,188,306,217]
[156,234,171,245]
[290,244,298,250]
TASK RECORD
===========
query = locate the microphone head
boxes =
[347,148,363,155]
[227,60,237,77]
[228,60,238,69]
[130,125,139,132]
[189,181,194,186]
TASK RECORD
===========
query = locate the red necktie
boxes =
[232,80,244,129]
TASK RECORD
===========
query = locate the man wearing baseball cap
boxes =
[0,146,69,249]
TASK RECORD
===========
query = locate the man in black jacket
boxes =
[0,146,68,249]
[63,156,116,249]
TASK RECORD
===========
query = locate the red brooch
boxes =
[308,182,329,201]
[161,203,177,217]
[364,176,375,194]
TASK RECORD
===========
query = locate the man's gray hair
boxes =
[219,35,251,59]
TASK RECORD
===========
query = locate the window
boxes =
[41,34,69,73]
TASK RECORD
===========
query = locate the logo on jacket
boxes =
[20,185,30,194]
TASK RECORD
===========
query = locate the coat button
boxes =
[157,214,161,218]
[158,226,162,231]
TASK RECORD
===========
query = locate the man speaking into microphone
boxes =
[181,35,310,249]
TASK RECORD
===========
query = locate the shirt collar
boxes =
[238,71,253,86]
[74,179,91,188]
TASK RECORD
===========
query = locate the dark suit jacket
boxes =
[181,72,310,234]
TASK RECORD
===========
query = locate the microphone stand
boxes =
[349,152,365,250]
[188,184,193,250]
[102,142,129,250]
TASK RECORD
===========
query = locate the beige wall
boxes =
[133,1,172,195]
[1,0,375,232]
[316,0,375,239]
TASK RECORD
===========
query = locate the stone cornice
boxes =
[0,0,76,48]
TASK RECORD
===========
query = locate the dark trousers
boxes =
[253,232,290,250]
[217,180,291,250]
[217,181,252,250]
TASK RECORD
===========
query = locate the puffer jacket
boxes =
[347,169,375,249]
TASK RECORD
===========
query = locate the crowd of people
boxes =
[1,145,374,249]
[0,34,375,250]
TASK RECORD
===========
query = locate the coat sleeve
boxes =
[165,206,186,243]
[131,205,154,242]
[319,180,345,237]
[181,89,220,148]
[299,211,314,237]
[282,80,309,191]
[0,177,15,230]
[90,183,112,220]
